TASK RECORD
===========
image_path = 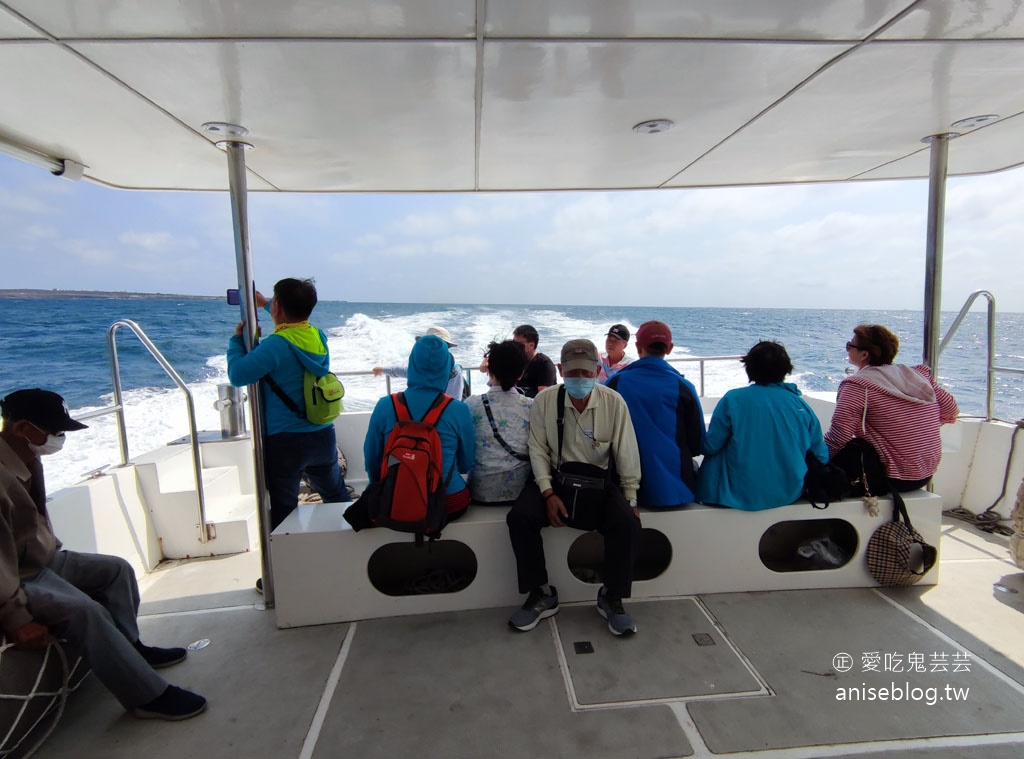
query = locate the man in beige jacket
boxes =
[505,339,642,637]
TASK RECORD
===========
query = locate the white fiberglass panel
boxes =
[479,39,850,190]
[879,0,1024,40]
[0,6,43,39]
[857,114,1024,180]
[671,41,1024,186]
[73,40,477,191]
[0,42,273,190]
[485,0,909,40]
[3,0,476,39]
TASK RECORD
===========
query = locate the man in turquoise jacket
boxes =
[364,335,475,519]
[227,278,348,537]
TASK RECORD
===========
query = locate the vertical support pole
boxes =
[922,133,954,374]
[224,139,276,609]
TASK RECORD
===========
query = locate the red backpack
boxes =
[368,391,453,540]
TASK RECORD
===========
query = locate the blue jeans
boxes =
[264,425,348,529]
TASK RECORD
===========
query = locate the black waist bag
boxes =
[553,461,608,527]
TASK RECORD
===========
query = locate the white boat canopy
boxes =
[1,0,1024,192]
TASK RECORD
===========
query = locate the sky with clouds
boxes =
[1,152,1022,312]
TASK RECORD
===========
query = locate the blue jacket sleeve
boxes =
[452,403,476,474]
[227,334,287,387]
[702,394,732,456]
[806,403,829,464]
[363,399,391,483]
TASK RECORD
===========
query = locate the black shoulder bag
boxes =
[551,386,608,523]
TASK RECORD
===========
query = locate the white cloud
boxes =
[356,233,385,247]
[0,188,48,214]
[118,231,199,252]
[431,235,491,256]
[394,212,449,237]
[58,239,114,265]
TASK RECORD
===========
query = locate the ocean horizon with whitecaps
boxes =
[2,295,1021,492]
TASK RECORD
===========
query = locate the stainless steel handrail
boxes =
[360,360,739,398]
[105,319,212,543]
[937,289,1022,422]
[346,367,473,397]
[665,355,743,397]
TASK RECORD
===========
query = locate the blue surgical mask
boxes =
[563,377,596,400]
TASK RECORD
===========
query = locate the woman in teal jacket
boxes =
[697,341,827,511]
[364,335,476,517]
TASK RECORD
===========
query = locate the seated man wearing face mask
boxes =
[505,340,642,637]
[0,389,207,721]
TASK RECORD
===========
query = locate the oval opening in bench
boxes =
[759,519,858,572]
[567,528,672,584]
[368,540,478,596]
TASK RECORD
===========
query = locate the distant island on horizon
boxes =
[0,289,220,300]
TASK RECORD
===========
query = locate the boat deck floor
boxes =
[30,519,1024,759]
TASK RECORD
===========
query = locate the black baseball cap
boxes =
[606,324,630,342]
[0,389,88,432]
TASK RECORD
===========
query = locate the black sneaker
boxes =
[508,587,559,631]
[134,640,187,669]
[134,686,207,721]
[255,577,263,594]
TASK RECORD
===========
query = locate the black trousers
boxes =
[506,480,641,599]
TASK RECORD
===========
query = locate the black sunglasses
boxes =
[846,341,867,351]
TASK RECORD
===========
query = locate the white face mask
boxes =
[27,429,66,456]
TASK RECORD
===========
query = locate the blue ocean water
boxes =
[2,296,1022,490]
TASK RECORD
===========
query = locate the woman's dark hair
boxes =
[853,324,899,366]
[742,340,793,385]
[273,277,317,320]
[486,340,528,391]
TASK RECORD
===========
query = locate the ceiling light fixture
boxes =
[950,114,1000,130]
[633,119,674,135]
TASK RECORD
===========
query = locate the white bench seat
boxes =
[271,490,942,629]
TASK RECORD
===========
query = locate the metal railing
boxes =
[938,290,1024,422]
[74,319,212,543]
[336,367,473,397]
[665,355,743,397]
[350,361,736,398]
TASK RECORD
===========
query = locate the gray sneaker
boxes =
[508,587,559,631]
[597,587,636,636]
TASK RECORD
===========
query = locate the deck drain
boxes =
[574,641,595,655]
[692,633,716,646]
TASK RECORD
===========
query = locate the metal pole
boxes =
[224,137,276,608]
[921,133,954,374]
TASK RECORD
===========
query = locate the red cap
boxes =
[635,321,673,350]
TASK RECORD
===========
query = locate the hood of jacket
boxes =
[846,364,936,404]
[272,323,330,375]
[407,335,453,393]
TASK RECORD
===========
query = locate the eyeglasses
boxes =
[846,341,867,351]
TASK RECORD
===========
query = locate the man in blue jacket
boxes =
[608,321,705,508]
[227,278,348,542]
[364,335,475,519]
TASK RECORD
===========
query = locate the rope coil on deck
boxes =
[944,424,1021,537]
[0,637,76,759]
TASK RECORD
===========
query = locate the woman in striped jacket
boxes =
[825,324,958,491]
